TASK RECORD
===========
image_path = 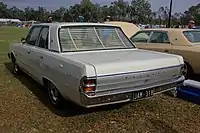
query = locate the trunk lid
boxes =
[62,49,183,93]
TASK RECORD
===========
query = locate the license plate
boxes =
[133,89,154,100]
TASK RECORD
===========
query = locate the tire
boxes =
[11,56,22,76]
[47,81,64,108]
[183,62,193,79]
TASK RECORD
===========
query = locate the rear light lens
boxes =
[80,77,96,96]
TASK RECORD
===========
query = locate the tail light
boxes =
[80,77,96,96]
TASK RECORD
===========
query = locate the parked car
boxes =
[104,21,140,38]
[130,28,200,78]
[8,23,185,108]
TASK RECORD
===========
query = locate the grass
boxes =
[1,26,200,133]
[0,26,28,52]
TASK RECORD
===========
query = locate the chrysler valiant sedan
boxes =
[8,23,185,108]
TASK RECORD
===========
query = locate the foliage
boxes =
[0,0,200,25]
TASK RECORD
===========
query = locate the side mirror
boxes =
[21,38,26,44]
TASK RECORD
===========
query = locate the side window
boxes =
[149,32,170,43]
[26,27,41,46]
[130,31,151,43]
[37,27,49,49]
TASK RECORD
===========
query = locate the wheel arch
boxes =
[184,60,193,72]
[42,77,62,92]
[10,51,16,62]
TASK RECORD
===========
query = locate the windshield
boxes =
[183,31,200,43]
[59,26,135,52]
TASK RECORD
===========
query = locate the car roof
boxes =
[32,22,120,28]
[105,21,140,38]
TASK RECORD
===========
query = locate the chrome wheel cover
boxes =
[48,83,60,105]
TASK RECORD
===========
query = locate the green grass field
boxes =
[0,27,28,52]
[0,27,200,133]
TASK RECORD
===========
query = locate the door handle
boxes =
[27,51,30,54]
[39,56,43,59]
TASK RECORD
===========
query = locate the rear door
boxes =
[145,31,172,53]
[31,26,50,83]
[130,31,152,49]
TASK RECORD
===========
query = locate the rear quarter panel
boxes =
[36,49,96,105]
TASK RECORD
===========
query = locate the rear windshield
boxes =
[58,26,135,52]
[183,31,200,43]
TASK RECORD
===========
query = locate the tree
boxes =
[183,4,200,25]
[0,0,199,25]
[0,2,11,18]
[130,0,152,24]
[79,0,97,22]
[52,7,66,22]
[24,7,36,21]
[108,0,130,20]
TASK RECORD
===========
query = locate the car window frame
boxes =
[25,26,42,46]
[148,31,171,45]
[130,30,153,43]
[35,26,50,50]
[182,30,200,43]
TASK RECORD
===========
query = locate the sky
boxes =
[2,0,200,13]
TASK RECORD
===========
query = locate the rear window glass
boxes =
[183,31,200,43]
[59,26,134,52]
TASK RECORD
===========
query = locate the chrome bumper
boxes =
[80,76,184,108]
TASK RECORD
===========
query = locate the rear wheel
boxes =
[183,62,193,79]
[47,81,64,108]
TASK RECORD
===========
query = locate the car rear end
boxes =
[58,23,185,108]
[79,62,185,108]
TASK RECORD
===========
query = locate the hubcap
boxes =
[13,62,18,74]
[14,64,18,72]
[49,83,59,104]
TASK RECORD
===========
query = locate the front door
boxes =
[145,31,172,53]
[130,30,152,49]
[23,26,42,78]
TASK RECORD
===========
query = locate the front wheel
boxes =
[11,58,22,76]
[47,81,64,108]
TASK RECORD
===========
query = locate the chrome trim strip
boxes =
[84,99,131,108]
[83,76,184,98]
[89,64,184,78]
[80,80,183,108]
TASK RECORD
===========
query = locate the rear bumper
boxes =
[80,76,185,108]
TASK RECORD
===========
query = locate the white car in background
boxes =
[8,23,185,108]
